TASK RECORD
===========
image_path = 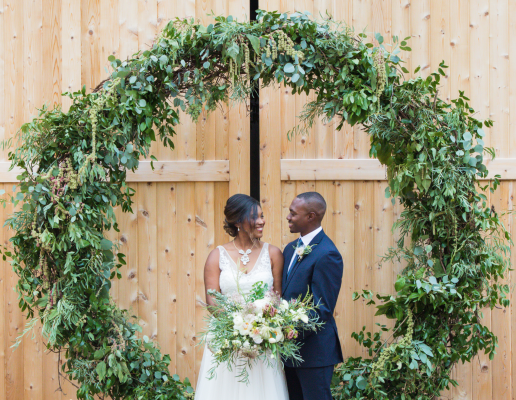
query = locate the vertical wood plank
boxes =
[23,1,43,398]
[176,182,196,380]
[281,181,297,250]
[489,0,509,158]
[0,0,4,163]
[4,196,24,400]
[469,0,490,148]
[334,181,355,357]
[352,0,371,160]
[156,183,177,373]
[81,0,100,92]
[194,182,214,385]
[118,184,139,317]
[137,182,158,340]
[99,0,119,82]
[373,181,394,333]
[61,0,81,112]
[214,182,230,247]
[472,188,492,400]
[450,0,470,98]
[260,87,282,247]
[354,181,374,357]
[42,0,61,109]
[42,2,63,396]
[138,0,159,158]
[391,0,411,74]
[332,0,353,160]
[315,181,335,236]
[0,185,6,400]
[450,2,473,398]
[430,0,451,102]
[490,181,511,400]
[510,0,516,157]
[228,2,250,195]
[410,0,430,78]
[510,180,516,400]
[4,1,24,398]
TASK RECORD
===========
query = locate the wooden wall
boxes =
[1,1,515,399]
[258,1,515,400]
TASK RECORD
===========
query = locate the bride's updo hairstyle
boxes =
[223,194,260,238]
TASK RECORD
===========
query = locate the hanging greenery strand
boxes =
[0,11,510,400]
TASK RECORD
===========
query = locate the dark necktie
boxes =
[287,238,303,278]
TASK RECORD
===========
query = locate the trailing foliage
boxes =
[2,10,510,399]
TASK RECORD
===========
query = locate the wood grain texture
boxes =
[4,1,24,398]
[281,159,386,181]
[194,182,214,383]
[23,1,43,399]
[137,182,158,340]
[176,182,196,381]
[489,0,509,158]
[156,182,178,373]
[469,0,490,148]
[490,181,511,400]
[353,181,375,357]
[127,160,231,182]
[334,181,355,357]
[0,184,6,400]
[1,1,516,398]
[61,0,81,112]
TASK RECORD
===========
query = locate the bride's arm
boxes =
[269,245,284,294]
[204,248,221,312]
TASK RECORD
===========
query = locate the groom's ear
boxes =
[306,211,317,221]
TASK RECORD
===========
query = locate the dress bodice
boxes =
[218,243,274,296]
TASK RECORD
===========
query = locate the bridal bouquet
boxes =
[200,282,323,383]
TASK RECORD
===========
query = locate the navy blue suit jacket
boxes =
[282,229,344,368]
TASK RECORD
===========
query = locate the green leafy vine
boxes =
[1,10,510,400]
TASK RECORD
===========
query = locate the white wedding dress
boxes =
[194,243,289,400]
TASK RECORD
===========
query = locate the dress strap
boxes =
[217,246,231,271]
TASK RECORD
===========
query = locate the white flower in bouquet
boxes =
[259,325,272,339]
[240,319,254,336]
[292,309,309,323]
[251,298,269,314]
[232,313,244,327]
[279,299,289,312]
[299,312,309,324]
[268,327,284,344]
[250,327,263,344]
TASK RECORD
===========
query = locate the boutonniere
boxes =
[293,244,316,261]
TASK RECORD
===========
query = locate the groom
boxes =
[282,192,344,400]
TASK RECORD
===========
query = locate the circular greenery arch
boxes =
[3,10,511,400]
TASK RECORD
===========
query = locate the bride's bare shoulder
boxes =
[267,244,283,258]
[205,247,222,266]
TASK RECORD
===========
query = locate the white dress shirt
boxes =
[287,226,323,273]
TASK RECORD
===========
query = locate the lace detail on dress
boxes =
[218,243,274,296]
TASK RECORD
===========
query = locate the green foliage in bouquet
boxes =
[1,9,510,399]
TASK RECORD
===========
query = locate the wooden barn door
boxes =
[0,1,249,398]
[258,1,516,400]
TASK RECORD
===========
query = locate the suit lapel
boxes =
[282,229,326,295]
[282,241,296,288]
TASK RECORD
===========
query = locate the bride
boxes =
[194,194,289,399]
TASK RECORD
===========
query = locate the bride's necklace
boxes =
[232,239,257,266]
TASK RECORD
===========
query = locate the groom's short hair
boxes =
[296,192,327,220]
